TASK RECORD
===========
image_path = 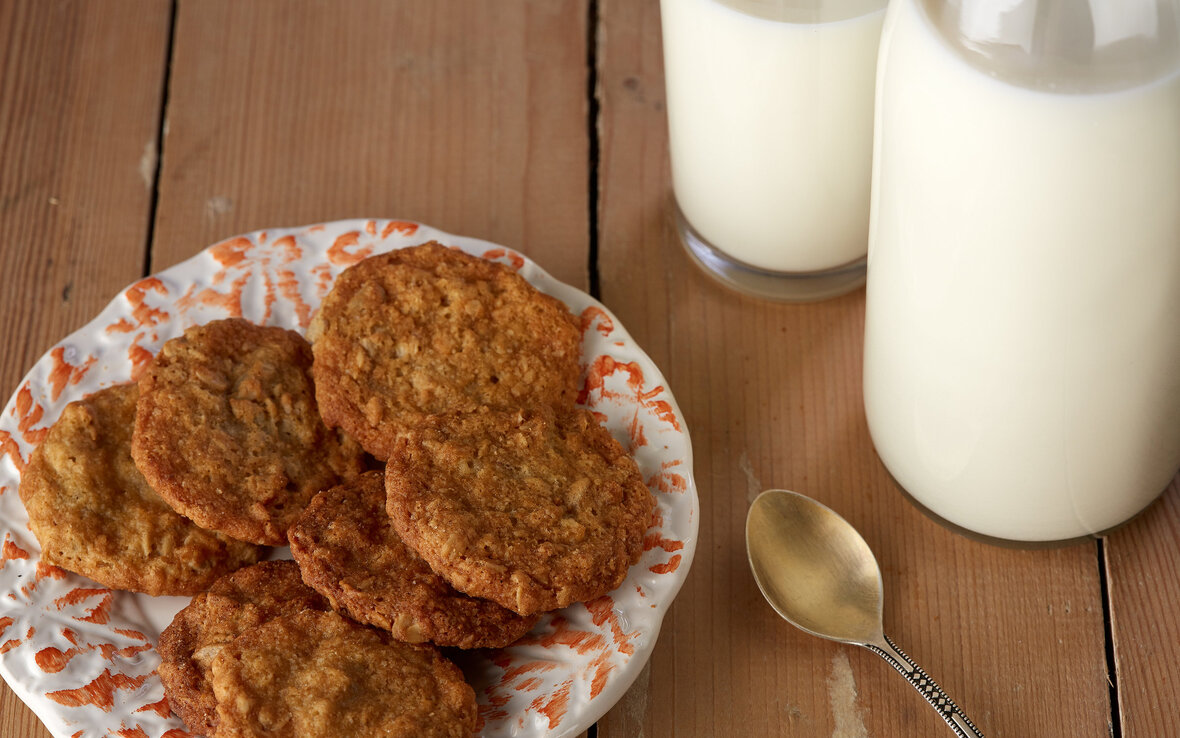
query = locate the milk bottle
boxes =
[661,0,887,301]
[864,0,1180,542]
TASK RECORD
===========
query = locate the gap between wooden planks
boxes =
[0,0,171,732]
[2,0,591,736]
[590,0,1140,736]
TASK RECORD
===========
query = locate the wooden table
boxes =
[2,2,1177,736]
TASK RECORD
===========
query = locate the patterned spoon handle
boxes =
[864,634,985,738]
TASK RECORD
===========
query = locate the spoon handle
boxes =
[865,635,984,738]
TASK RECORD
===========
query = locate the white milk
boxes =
[661,0,886,273]
[864,0,1180,541]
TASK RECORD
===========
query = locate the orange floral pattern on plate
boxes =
[0,220,697,738]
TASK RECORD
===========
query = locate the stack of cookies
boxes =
[18,242,655,738]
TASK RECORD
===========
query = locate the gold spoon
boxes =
[746,489,984,737]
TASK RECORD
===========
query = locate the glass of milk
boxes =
[864,0,1180,543]
[660,0,888,301]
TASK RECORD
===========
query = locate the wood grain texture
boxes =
[0,1,172,735]
[151,0,589,289]
[2,1,592,735]
[593,1,1115,735]
[149,1,588,737]
[1107,479,1180,737]
[4,0,1176,736]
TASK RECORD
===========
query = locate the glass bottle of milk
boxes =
[864,0,1180,543]
[660,0,888,301]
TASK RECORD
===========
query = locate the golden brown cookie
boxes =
[289,471,539,649]
[19,384,261,596]
[157,560,330,735]
[132,318,366,545]
[210,609,477,738]
[385,407,654,616]
[306,243,582,460]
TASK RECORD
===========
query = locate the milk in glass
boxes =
[661,0,887,299]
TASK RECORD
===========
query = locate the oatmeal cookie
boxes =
[385,407,654,615]
[306,243,581,460]
[210,609,476,738]
[290,471,538,649]
[19,383,261,596]
[132,318,366,545]
[157,560,330,735]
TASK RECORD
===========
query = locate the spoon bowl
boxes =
[746,488,882,644]
[745,489,985,738]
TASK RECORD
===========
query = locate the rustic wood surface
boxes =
[0,0,171,732]
[2,1,1178,736]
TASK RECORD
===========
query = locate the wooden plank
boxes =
[151,0,589,289]
[593,0,1115,735]
[0,1,172,736]
[1106,479,1180,736]
[150,1,590,736]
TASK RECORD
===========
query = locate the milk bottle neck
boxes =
[921,0,1180,91]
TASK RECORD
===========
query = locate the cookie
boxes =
[385,407,654,615]
[157,560,330,735]
[132,318,366,545]
[210,609,477,738]
[289,471,539,649]
[306,242,582,460]
[19,384,261,596]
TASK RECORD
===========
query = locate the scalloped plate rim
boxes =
[0,218,698,738]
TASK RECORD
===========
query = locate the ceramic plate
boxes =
[0,219,698,738]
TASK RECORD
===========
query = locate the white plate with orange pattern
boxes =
[0,220,697,738]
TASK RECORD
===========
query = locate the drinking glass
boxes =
[661,0,889,301]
